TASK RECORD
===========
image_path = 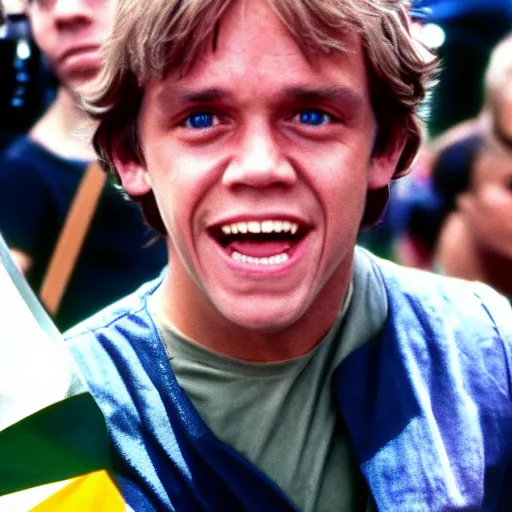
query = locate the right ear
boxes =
[113,156,153,196]
[111,134,152,196]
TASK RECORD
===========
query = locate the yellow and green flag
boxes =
[0,235,126,510]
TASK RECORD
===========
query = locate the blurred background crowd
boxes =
[359,0,512,302]
[0,0,511,333]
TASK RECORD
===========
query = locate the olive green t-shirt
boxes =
[148,248,387,511]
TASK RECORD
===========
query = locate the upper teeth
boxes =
[221,220,299,236]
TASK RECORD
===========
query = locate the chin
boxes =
[222,304,303,334]
[63,70,101,97]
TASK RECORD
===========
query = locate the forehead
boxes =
[146,0,369,109]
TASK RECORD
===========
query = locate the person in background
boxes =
[402,33,512,300]
[432,34,512,299]
[65,0,512,510]
[0,0,167,331]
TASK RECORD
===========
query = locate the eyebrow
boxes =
[156,85,363,111]
[282,86,364,110]
[157,87,234,108]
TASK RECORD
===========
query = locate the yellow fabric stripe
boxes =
[30,470,125,511]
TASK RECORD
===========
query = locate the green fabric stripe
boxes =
[0,392,112,496]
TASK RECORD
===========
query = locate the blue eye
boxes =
[184,112,216,129]
[299,110,330,126]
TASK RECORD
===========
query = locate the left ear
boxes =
[367,131,408,190]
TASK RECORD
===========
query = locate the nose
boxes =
[222,125,297,189]
[52,0,93,28]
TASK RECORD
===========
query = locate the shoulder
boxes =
[1,135,46,165]
[64,272,170,405]
[358,247,511,333]
[344,254,512,512]
[350,249,512,406]
[0,137,39,178]
[0,135,70,184]
[66,275,162,338]
[360,249,512,393]
[65,275,164,370]
[0,134,87,174]
[0,138,58,241]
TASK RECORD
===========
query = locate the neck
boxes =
[30,87,98,161]
[155,246,352,362]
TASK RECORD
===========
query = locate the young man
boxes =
[0,0,167,330]
[67,0,512,509]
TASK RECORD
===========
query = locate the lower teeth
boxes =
[231,251,289,265]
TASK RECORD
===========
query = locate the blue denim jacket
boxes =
[66,253,512,511]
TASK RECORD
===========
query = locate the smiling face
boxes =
[26,0,117,93]
[115,0,402,359]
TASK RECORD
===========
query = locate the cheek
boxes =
[31,21,53,58]
[311,150,370,210]
[300,140,369,185]
[314,157,370,255]
[145,148,215,235]
[148,141,222,185]
[99,7,118,36]
[480,185,512,212]
[470,186,512,244]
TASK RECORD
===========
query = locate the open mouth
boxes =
[209,219,309,266]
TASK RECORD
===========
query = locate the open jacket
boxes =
[66,252,512,511]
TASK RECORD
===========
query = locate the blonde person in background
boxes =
[433,34,512,301]
[0,0,167,331]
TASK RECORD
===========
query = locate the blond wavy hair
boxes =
[88,0,437,233]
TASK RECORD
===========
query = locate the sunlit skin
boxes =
[115,0,404,361]
[26,0,117,93]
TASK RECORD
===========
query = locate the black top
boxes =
[0,135,167,330]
